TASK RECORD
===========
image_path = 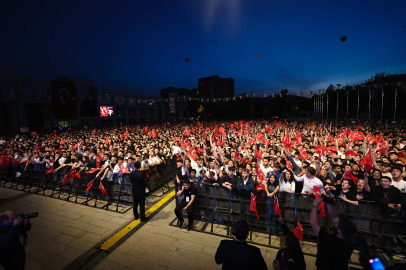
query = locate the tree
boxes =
[280,89,288,94]
[365,72,397,84]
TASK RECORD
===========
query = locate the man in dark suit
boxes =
[129,161,148,221]
[215,220,267,270]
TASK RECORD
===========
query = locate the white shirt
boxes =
[392,179,406,192]
[260,165,273,177]
[294,175,324,194]
[172,146,181,155]
[148,157,160,165]
[279,180,295,191]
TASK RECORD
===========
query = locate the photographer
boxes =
[310,197,357,270]
[0,210,31,270]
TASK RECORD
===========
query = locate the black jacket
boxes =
[0,223,30,255]
[215,239,267,270]
[373,185,406,208]
[129,170,146,197]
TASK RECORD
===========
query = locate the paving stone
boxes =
[93,259,119,270]
[59,247,83,261]
[201,245,217,257]
[114,243,134,254]
[148,242,178,256]
[44,242,70,254]
[79,231,104,244]
[25,259,46,270]
[44,254,72,270]
[172,239,204,253]
[63,227,86,238]
[106,251,138,268]
[53,234,76,245]
[67,238,95,252]
[131,259,168,270]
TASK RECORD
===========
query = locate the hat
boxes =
[382,162,392,167]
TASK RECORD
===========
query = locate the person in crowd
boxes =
[273,216,306,270]
[174,179,197,231]
[310,197,357,270]
[237,169,254,200]
[390,165,406,192]
[215,220,267,270]
[355,173,371,201]
[373,176,406,215]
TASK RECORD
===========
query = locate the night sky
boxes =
[1,0,405,96]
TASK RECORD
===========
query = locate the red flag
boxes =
[34,145,43,151]
[250,192,259,220]
[257,132,266,143]
[292,222,304,242]
[45,166,55,174]
[99,181,108,195]
[69,169,76,179]
[86,168,98,174]
[274,196,282,215]
[105,136,109,144]
[187,146,198,162]
[85,180,94,192]
[359,149,374,171]
[184,128,191,136]
[56,149,62,154]
[62,175,68,185]
[75,172,81,179]
[257,163,266,181]
[152,129,157,138]
[125,127,128,139]
[344,149,360,157]
[96,157,102,168]
[327,133,334,143]
[255,148,262,160]
[120,134,123,139]
[342,170,358,185]
[376,139,389,154]
[143,127,149,134]
[92,129,96,135]
[293,136,302,148]
[282,134,292,148]
[336,137,346,146]
[72,144,79,151]
[299,147,308,161]
[314,186,322,198]
[84,126,88,130]
[60,140,66,145]
[235,149,246,165]
[174,136,180,142]
[326,146,337,155]
[285,157,293,169]
[319,204,326,217]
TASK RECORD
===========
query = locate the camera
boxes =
[16,212,38,219]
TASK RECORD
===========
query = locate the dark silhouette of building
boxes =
[198,75,234,99]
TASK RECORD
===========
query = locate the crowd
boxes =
[1,120,406,269]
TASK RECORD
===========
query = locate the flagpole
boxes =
[381,88,384,121]
[369,89,371,120]
[346,89,349,118]
[322,93,324,120]
[357,89,359,119]
[327,91,329,121]
[394,87,397,120]
[336,88,339,121]
[314,97,315,120]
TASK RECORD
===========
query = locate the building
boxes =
[0,74,163,133]
[160,87,192,120]
[198,75,234,99]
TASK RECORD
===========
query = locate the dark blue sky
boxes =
[1,0,406,96]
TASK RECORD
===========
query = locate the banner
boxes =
[51,81,77,119]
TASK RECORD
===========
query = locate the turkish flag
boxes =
[292,222,304,242]
[235,149,246,165]
[359,149,375,171]
[274,196,282,215]
[105,136,109,145]
[125,127,128,139]
[92,129,96,135]
[184,128,191,136]
[257,163,266,181]
[336,137,346,146]
[342,170,358,185]
[293,137,302,148]
[282,134,292,148]
[85,180,94,192]
[45,166,55,174]
[96,157,102,168]
[62,175,68,185]
[187,146,198,162]
[99,181,108,195]
[72,144,79,151]
[152,129,157,138]
[60,140,66,145]
[174,137,180,142]
[255,148,262,160]
[75,172,81,179]
[285,157,293,169]
[327,133,334,143]
[86,168,97,174]
[69,169,76,179]
[250,192,259,220]
[300,147,308,161]
[344,149,360,157]
[376,139,389,154]
[120,134,123,139]
[257,132,266,143]
[143,127,149,134]
[326,146,337,155]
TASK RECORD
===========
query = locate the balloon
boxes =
[111,53,116,58]
[257,55,261,59]
[340,36,347,42]
[185,58,189,62]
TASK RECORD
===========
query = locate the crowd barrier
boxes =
[173,183,406,252]
[0,157,177,213]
